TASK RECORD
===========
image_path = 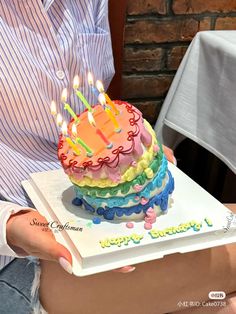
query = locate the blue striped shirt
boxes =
[0,0,114,270]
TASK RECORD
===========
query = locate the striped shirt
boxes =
[0,0,114,270]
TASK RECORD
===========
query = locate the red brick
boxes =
[123,47,164,72]
[122,75,173,99]
[132,100,163,124]
[215,17,236,30]
[199,17,212,31]
[127,0,166,15]
[167,46,188,70]
[125,19,198,44]
[173,0,236,15]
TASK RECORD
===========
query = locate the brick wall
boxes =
[122,0,236,124]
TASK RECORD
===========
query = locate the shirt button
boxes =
[56,70,65,80]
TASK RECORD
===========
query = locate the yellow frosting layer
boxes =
[70,120,158,188]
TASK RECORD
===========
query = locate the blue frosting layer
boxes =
[73,169,174,220]
[74,156,168,208]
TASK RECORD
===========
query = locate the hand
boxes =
[113,266,136,273]
[162,145,177,165]
[6,209,73,274]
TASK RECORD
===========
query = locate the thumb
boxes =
[49,240,73,274]
[56,242,73,275]
[35,236,73,274]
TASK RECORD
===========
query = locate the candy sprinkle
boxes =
[126,222,134,229]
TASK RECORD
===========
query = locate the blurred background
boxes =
[108,0,236,203]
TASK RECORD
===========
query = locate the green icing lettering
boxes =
[131,233,144,244]
[149,229,160,239]
[100,239,111,248]
[184,222,191,230]
[193,223,202,231]
[165,227,174,235]
[158,231,165,237]
[110,238,121,247]
[204,218,213,227]
[122,236,131,246]
[147,219,212,242]
[148,229,159,239]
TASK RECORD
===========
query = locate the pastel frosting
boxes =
[58,101,152,183]
[58,100,175,221]
[74,170,174,220]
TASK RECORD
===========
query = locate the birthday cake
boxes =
[57,98,174,222]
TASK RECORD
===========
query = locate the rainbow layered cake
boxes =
[58,100,174,221]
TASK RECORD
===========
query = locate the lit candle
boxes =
[73,75,93,113]
[88,111,113,149]
[98,93,121,133]
[61,88,80,123]
[50,100,57,116]
[56,113,63,127]
[88,72,99,98]
[96,80,120,115]
[61,121,81,156]
[72,123,93,157]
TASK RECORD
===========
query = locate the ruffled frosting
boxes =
[73,170,174,220]
[75,156,168,208]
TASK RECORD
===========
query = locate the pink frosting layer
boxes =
[58,101,152,182]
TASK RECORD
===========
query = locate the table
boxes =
[155,31,236,175]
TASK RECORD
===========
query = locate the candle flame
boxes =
[96,80,104,93]
[61,88,68,102]
[88,72,94,86]
[50,100,57,116]
[88,111,96,127]
[56,113,63,127]
[98,93,106,106]
[61,121,68,136]
[73,75,80,90]
[72,123,77,136]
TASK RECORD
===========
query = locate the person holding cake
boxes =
[1,1,236,314]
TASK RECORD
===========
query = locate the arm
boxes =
[0,200,32,257]
[1,202,73,274]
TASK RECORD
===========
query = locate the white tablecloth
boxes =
[155,31,236,174]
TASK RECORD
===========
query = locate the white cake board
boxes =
[22,163,236,276]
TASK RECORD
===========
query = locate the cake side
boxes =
[58,100,174,221]
[58,101,152,183]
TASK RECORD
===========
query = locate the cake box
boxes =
[22,162,236,276]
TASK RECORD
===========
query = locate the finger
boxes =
[162,145,176,164]
[24,235,73,271]
[113,266,136,273]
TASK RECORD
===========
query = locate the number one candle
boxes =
[88,111,113,149]
[73,75,93,113]
[61,121,81,156]
[72,123,93,157]
[98,93,121,133]
[96,80,120,115]
[88,72,99,98]
[61,88,80,124]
